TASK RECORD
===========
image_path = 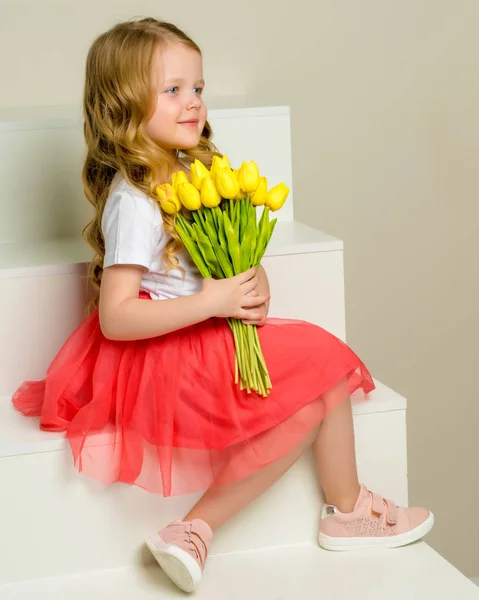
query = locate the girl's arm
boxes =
[99,264,268,341]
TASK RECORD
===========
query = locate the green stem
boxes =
[228,319,240,384]
[252,328,268,373]
[231,319,248,391]
[228,318,241,383]
[239,321,251,393]
[247,325,259,391]
[253,327,272,394]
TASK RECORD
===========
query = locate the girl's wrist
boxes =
[197,288,216,320]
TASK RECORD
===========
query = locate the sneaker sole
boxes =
[319,511,435,551]
[145,534,202,593]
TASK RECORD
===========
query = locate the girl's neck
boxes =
[153,156,189,187]
[173,154,190,173]
[172,161,185,173]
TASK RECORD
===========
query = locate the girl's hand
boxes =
[241,289,268,326]
[200,267,270,321]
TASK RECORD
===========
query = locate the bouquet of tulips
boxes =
[156,155,289,397]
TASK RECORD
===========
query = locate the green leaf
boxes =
[176,220,211,278]
[223,211,241,275]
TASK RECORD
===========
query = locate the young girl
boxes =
[12,17,434,593]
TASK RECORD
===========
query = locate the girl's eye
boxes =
[166,86,204,96]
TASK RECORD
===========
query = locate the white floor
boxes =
[1,542,478,600]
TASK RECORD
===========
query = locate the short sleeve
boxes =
[102,189,162,269]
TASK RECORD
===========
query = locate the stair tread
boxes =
[0,380,405,459]
[0,221,342,279]
[1,542,477,600]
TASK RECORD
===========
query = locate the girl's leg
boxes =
[311,393,360,513]
[184,425,320,530]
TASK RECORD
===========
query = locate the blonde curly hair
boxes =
[82,17,221,309]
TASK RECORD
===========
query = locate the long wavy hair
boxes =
[82,17,221,309]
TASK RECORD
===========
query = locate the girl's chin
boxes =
[153,138,200,152]
[176,137,201,150]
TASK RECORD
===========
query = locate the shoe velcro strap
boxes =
[370,492,385,516]
[369,493,398,525]
[384,499,398,525]
[189,530,209,569]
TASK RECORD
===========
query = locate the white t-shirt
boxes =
[102,172,202,300]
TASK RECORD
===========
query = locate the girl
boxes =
[12,17,434,594]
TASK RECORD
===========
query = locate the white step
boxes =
[1,542,477,600]
[0,381,408,584]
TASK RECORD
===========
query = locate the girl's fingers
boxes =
[237,267,257,283]
[239,309,265,321]
[243,294,269,308]
[242,318,267,326]
[242,275,259,293]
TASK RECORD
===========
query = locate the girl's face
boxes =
[147,42,207,153]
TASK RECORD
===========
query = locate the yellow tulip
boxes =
[171,169,190,191]
[232,169,247,200]
[159,199,179,214]
[238,160,260,193]
[190,159,210,191]
[211,155,231,180]
[200,175,222,208]
[177,182,202,211]
[251,176,268,206]
[265,182,290,212]
[215,167,240,200]
[156,183,181,214]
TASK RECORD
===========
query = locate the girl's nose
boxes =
[186,93,202,110]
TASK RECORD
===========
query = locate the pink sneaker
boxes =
[319,484,434,551]
[145,519,213,592]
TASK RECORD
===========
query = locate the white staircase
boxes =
[0,106,477,599]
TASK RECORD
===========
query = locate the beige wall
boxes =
[2,0,478,577]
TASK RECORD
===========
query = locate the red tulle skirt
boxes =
[12,305,374,497]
